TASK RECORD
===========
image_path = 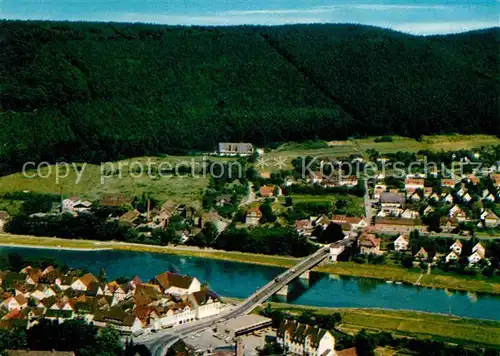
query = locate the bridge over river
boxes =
[140,238,355,355]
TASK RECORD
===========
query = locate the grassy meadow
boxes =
[259,134,500,173]
[0,156,235,206]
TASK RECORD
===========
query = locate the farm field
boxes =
[0,156,234,206]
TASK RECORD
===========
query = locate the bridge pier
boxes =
[276,285,288,296]
[299,271,310,280]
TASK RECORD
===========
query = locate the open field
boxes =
[0,234,498,295]
[258,303,500,347]
[260,134,500,172]
[0,156,233,206]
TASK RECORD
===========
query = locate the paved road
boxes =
[139,244,342,355]
[363,177,373,224]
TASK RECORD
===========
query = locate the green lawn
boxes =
[258,134,500,173]
[290,194,364,216]
[259,303,500,347]
[0,155,234,206]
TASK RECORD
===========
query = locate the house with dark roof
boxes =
[93,307,143,335]
[277,319,336,356]
[380,192,406,208]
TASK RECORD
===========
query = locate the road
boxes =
[363,177,373,224]
[139,244,341,355]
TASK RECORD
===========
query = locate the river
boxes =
[1,246,499,321]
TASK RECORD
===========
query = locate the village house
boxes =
[414,247,428,260]
[93,308,143,335]
[404,178,424,191]
[246,206,262,225]
[99,195,134,208]
[2,294,27,311]
[480,210,500,228]
[401,209,420,220]
[491,173,500,187]
[119,209,142,227]
[380,192,406,208]
[218,142,254,156]
[441,179,457,188]
[441,193,454,204]
[423,187,433,198]
[450,240,463,255]
[295,219,313,236]
[374,217,425,234]
[70,273,99,292]
[394,234,409,251]
[259,185,280,197]
[468,243,486,266]
[277,319,336,356]
[0,211,9,231]
[358,233,381,255]
[440,217,460,232]
[331,215,367,231]
[61,197,93,213]
[152,272,201,296]
[408,191,421,202]
[445,251,460,263]
[188,289,222,319]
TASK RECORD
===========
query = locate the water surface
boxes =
[1,246,499,321]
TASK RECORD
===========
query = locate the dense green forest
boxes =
[0,21,498,174]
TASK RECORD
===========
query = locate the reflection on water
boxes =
[0,247,499,321]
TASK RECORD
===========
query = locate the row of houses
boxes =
[0,267,221,335]
[294,215,368,237]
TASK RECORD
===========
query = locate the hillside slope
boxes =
[0,21,498,174]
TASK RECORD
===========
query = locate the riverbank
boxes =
[245,300,500,348]
[1,233,499,295]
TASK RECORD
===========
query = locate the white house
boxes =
[450,240,463,255]
[401,209,420,220]
[473,243,486,256]
[446,251,460,263]
[277,319,336,356]
[394,234,409,251]
[468,250,485,266]
[188,289,222,320]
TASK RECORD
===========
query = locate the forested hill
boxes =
[0,21,499,174]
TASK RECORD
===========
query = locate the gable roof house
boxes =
[394,234,409,251]
[468,249,486,266]
[405,178,424,191]
[295,219,313,236]
[481,211,500,228]
[441,179,457,188]
[450,240,463,255]
[277,319,336,356]
[188,289,221,320]
[70,273,99,292]
[152,272,201,296]
[445,251,460,263]
[2,294,28,311]
[414,247,428,260]
[358,233,381,255]
[245,206,262,225]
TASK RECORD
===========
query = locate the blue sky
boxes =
[1,0,498,34]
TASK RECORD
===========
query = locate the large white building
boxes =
[277,319,336,356]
